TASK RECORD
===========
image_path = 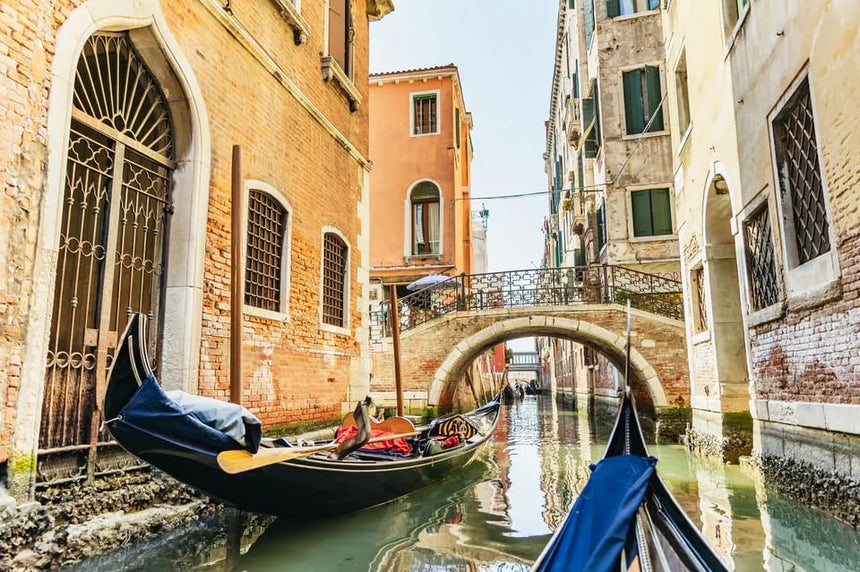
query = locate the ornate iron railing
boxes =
[373,265,683,338]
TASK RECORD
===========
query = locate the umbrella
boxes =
[406,274,455,291]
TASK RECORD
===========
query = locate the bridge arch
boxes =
[428,315,668,410]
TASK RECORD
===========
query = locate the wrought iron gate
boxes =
[38,33,175,485]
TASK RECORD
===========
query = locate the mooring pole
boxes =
[389,284,404,417]
[230,145,244,405]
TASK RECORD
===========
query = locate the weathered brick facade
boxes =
[1,0,393,495]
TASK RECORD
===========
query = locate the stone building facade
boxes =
[663,0,860,521]
[540,0,682,417]
[1,0,393,501]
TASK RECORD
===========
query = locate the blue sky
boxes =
[369,0,557,274]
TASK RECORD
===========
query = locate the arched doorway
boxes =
[39,32,175,483]
[694,174,752,461]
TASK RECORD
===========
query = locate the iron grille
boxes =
[773,79,830,265]
[245,191,286,312]
[413,95,437,135]
[744,205,780,311]
[322,233,347,327]
[39,32,173,485]
[693,268,708,333]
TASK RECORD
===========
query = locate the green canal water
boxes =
[73,395,860,571]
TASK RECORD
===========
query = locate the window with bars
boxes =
[322,232,348,328]
[692,267,708,333]
[743,205,780,311]
[412,93,438,135]
[772,78,831,267]
[245,190,288,313]
[623,66,665,135]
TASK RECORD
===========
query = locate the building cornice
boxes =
[367,0,395,21]
[546,0,568,158]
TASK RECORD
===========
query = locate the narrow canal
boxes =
[72,395,860,571]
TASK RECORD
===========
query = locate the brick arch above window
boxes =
[243,180,293,321]
[320,226,351,334]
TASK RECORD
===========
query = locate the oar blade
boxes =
[217,444,334,474]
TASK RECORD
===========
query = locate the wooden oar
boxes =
[217,430,422,474]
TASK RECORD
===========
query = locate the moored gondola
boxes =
[531,307,729,572]
[104,313,500,518]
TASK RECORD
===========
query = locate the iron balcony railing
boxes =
[371,265,684,339]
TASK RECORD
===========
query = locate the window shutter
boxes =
[582,98,598,159]
[607,0,620,17]
[648,0,660,10]
[455,108,461,148]
[650,188,672,235]
[644,66,664,131]
[584,0,595,49]
[593,83,601,143]
[569,0,576,9]
[329,0,347,72]
[623,70,645,134]
[631,190,653,236]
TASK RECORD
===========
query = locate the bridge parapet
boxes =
[373,265,683,338]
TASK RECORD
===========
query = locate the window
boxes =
[322,232,348,328]
[596,199,607,251]
[328,0,353,78]
[608,0,660,17]
[623,66,664,134]
[772,78,830,266]
[675,51,691,137]
[412,93,438,135]
[245,190,288,313]
[455,108,461,148]
[411,182,441,255]
[721,0,749,40]
[743,205,780,311]
[631,188,672,237]
[692,267,708,333]
[582,82,602,158]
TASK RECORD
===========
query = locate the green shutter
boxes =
[593,83,601,144]
[607,0,620,18]
[569,0,576,8]
[455,108,461,148]
[623,70,646,134]
[644,66,664,131]
[631,190,654,236]
[582,98,598,159]
[650,189,672,235]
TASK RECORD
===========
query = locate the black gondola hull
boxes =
[105,314,500,518]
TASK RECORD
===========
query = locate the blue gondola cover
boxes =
[535,455,657,572]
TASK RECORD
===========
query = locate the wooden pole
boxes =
[389,284,404,417]
[230,145,243,405]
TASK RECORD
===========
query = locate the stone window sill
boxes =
[747,301,785,328]
[270,0,310,45]
[244,305,289,323]
[691,330,710,345]
[321,56,361,111]
[676,123,693,156]
[405,254,443,262]
[612,9,660,22]
[622,129,670,141]
[320,322,350,336]
[786,277,842,313]
[629,233,676,243]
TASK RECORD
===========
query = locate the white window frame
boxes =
[618,62,670,140]
[319,225,351,335]
[409,89,441,138]
[767,70,840,302]
[673,48,693,154]
[404,179,444,258]
[242,180,293,322]
[625,184,677,242]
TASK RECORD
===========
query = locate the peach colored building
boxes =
[368,65,474,293]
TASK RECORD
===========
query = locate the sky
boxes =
[369,0,558,275]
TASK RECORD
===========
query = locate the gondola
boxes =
[104,313,500,518]
[531,308,729,572]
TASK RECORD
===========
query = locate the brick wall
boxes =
[0,0,377,470]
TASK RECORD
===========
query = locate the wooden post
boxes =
[230,145,243,405]
[389,284,404,417]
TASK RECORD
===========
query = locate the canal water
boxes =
[73,395,860,571]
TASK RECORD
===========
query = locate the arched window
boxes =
[322,231,349,328]
[411,182,441,255]
[245,189,289,314]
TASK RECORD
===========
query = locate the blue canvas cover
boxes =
[535,455,657,572]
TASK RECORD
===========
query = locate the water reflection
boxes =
[73,395,860,571]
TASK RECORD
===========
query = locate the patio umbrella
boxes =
[406,274,454,291]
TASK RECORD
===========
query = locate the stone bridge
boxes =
[369,265,690,418]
